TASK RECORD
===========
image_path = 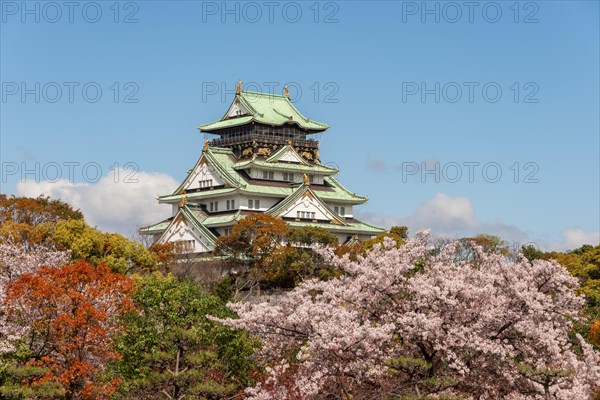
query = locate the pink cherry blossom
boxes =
[217,231,600,399]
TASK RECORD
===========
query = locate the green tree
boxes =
[0,196,157,274]
[51,219,157,273]
[114,272,257,399]
[521,244,546,262]
[463,234,510,256]
[361,226,408,253]
[547,244,600,306]
[262,226,340,288]
[546,244,600,350]
[287,226,338,247]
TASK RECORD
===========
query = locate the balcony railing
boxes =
[210,133,319,148]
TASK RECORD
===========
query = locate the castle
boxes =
[139,82,384,253]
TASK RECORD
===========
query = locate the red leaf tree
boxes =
[5,260,135,399]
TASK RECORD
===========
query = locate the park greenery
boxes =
[0,195,598,399]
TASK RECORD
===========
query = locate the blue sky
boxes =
[1,0,598,250]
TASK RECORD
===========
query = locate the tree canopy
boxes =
[114,272,257,399]
[217,232,600,399]
[3,260,135,400]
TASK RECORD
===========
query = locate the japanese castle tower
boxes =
[140,82,385,253]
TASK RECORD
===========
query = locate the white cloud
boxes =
[406,192,478,231]
[16,168,178,237]
[546,228,600,252]
[357,192,599,252]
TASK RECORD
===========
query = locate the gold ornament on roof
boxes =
[284,86,289,98]
[179,194,187,208]
[236,80,243,94]
[300,151,313,161]
[303,173,310,186]
[257,147,272,156]
[203,139,209,152]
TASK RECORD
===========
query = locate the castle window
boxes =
[254,200,260,209]
[309,174,314,183]
[199,179,213,189]
[297,211,316,220]
[283,172,294,182]
[248,199,253,209]
[226,199,235,210]
[262,170,274,180]
[340,207,345,216]
[176,240,195,252]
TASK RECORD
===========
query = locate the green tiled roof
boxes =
[199,91,329,132]
[203,147,244,188]
[232,159,338,175]
[139,218,172,234]
[323,176,366,202]
[145,206,219,250]
[203,212,242,227]
[201,115,253,130]
[180,206,218,247]
[287,219,386,235]
[142,213,383,241]
[161,146,366,204]
[159,187,238,203]
[172,147,245,195]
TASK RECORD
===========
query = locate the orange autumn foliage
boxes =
[591,320,600,347]
[215,213,288,268]
[149,241,175,263]
[5,260,135,399]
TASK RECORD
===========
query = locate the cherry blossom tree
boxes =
[217,231,600,400]
[0,241,70,353]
